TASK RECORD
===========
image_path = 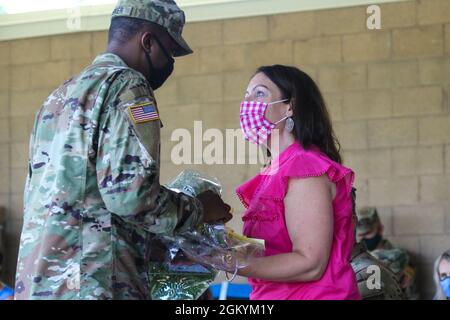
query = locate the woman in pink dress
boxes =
[236,65,360,300]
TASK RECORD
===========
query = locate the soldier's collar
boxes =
[92,53,129,68]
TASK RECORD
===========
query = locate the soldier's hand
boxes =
[196,190,232,224]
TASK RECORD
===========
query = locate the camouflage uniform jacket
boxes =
[14,53,203,300]
[351,242,405,300]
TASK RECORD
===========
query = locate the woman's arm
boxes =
[238,175,334,282]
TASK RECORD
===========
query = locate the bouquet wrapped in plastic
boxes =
[148,170,264,300]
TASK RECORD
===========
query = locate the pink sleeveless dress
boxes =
[236,142,360,300]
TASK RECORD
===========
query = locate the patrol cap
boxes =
[112,0,193,57]
[356,207,381,236]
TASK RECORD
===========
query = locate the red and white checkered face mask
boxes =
[240,99,289,144]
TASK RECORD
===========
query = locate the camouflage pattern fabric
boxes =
[350,195,404,300]
[112,0,192,57]
[371,248,420,299]
[372,248,409,274]
[356,206,419,299]
[375,239,394,250]
[14,53,203,300]
[356,207,381,237]
[350,242,405,300]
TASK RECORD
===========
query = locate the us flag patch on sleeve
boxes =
[128,102,160,124]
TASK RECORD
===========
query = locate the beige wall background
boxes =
[0,0,449,298]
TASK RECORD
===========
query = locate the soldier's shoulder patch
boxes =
[128,102,159,124]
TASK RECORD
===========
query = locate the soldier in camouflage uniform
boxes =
[356,207,393,251]
[351,242,405,300]
[348,190,404,299]
[15,0,231,300]
[356,207,420,299]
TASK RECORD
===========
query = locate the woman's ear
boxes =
[286,102,294,117]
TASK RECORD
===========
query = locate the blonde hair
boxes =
[433,249,450,300]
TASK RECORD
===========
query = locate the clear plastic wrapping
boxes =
[175,224,265,273]
[148,170,264,300]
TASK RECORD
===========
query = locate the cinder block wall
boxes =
[0,0,449,298]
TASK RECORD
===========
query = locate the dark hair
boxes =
[108,16,164,45]
[256,65,342,164]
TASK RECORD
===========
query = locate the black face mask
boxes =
[363,234,382,251]
[145,36,174,90]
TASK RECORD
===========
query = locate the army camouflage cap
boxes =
[112,0,193,57]
[356,207,381,236]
